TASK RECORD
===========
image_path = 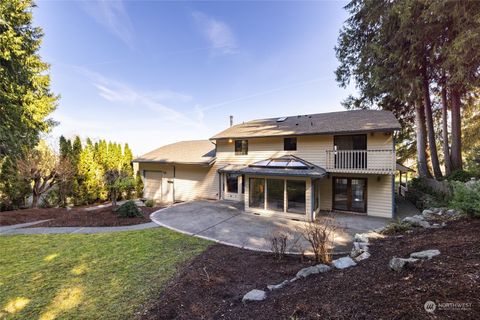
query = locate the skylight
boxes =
[249,156,313,169]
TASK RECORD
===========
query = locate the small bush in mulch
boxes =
[145,199,155,208]
[115,200,143,218]
[381,220,413,235]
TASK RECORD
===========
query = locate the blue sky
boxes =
[35,0,354,156]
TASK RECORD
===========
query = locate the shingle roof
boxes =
[210,110,401,140]
[133,140,216,165]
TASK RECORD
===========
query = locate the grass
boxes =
[0,228,210,319]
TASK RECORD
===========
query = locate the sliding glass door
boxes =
[333,177,367,213]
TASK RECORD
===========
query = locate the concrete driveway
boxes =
[151,200,391,254]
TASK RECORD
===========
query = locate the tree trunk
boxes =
[450,89,463,171]
[415,99,432,178]
[441,87,452,175]
[422,64,442,179]
[32,193,40,208]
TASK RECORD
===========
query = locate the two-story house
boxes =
[133,110,401,220]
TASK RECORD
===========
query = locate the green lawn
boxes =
[0,228,210,319]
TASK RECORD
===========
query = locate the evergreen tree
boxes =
[122,143,134,176]
[0,0,58,160]
[335,0,480,177]
[77,144,102,204]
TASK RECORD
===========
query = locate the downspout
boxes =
[218,172,222,200]
[310,178,315,221]
[173,165,176,203]
[392,134,396,219]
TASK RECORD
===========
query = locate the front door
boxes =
[333,177,367,213]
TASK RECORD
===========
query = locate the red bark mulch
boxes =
[139,218,480,320]
[0,205,161,227]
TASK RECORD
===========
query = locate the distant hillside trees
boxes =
[0,0,58,209]
[335,0,480,179]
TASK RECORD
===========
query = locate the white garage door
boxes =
[143,171,163,201]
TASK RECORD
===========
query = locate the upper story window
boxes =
[284,137,297,151]
[235,140,248,155]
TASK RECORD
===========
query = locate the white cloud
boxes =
[80,0,134,48]
[76,67,205,129]
[192,11,237,55]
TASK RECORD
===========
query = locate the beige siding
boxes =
[143,171,163,201]
[138,162,218,203]
[319,173,393,218]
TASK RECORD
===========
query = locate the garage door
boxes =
[143,171,163,201]
[174,166,211,202]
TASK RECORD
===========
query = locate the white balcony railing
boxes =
[325,149,395,173]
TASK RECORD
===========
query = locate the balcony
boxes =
[325,149,395,174]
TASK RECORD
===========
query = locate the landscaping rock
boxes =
[410,249,440,260]
[332,256,357,269]
[402,216,431,228]
[389,257,419,272]
[350,248,364,258]
[422,209,434,216]
[353,241,369,251]
[354,232,384,243]
[354,233,369,243]
[296,264,331,278]
[446,209,457,217]
[354,251,371,262]
[242,289,267,302]
[350,242,369,258]
[267,280,289,291]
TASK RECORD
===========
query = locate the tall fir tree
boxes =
[0,0,58,209]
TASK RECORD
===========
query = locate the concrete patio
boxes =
[150,200,393,254]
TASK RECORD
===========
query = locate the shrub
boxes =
[135,171,144,198]
[115,200,142,218]
[445,170,475,182]
[449,181,480,218]
[407,177,449,209]
[382,220,412,235]
[144,199,155,207]
[268,228,291,260]
[300,215,338,264]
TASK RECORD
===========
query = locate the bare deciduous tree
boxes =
[17,141,74,208]
[300,215,338,264]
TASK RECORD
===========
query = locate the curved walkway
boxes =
[0,221,158,235]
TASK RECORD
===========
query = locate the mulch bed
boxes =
[0,205,161,227]
[139,218,480,320]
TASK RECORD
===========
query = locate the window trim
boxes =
[284,137,297,151]
[234,139,248,155]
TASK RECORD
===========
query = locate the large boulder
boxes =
[332,256,357,269]
[410,249,440,260]
[296,264,331,278]
[389,257,419,272]
[242,289,267,302]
